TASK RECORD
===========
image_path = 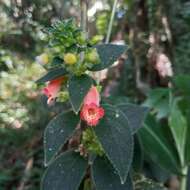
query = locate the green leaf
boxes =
[92,156,133,190]
[41,151,88,190]
[144,88,170,119]
[185,109,190,164]
[68,74,93,113]
[132,135,143,172]
[117,103,148,134]
[173,75,190,95]
[173,95,190,164]
[94,104,134,184]
[102,96,129,105]
[89,44,127,71]
[169,99,188,165]
[139,115,180,174]
[36,67,67,83]
[51,57,64,67]
[44,111,79,166]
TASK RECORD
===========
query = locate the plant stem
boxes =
[80,0,88,62]
[105,0,118,43]
[80,0,88,37]
[180,166,188,190]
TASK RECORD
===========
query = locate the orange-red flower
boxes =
[80,86,104,126]
[42,77,64,105]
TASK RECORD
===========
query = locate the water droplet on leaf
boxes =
[115,113,119,118]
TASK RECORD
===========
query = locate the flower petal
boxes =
[83,86,100,106]
[42,77,64,105]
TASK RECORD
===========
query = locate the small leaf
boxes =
[36,67,67,83]
[139,115,181,174]
[169,99,188,165]
[41,151,88,190]
[94,104,134,183]
[89,44,127,71]
[44,111,79,166]
[117,103,148,134]
[92,156,133,190]
[68,74,93,113]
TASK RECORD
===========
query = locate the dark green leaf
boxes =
[92,156,133,190]
[173,75,190,95]
[94,104,134,183]
[117,103,148,134]
[44,111,79,166]
[89,44,127,71]
[139,115,180,174]
[146,161,170,182]
[185,110,190,164]
[132,135,143,172]
[42,151,88,190]
[51,57,64,67]
[68,74,93,113]
[36,67,67,83]
[175,96,190,164]
[102,96,129,105]
[169,99,187,165]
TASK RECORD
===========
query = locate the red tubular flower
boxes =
[80,86,105,126]
[42,77,64,105]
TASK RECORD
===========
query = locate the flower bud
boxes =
[36,53,49,65]
[64,53,77,65]
[42,77,64,105]
[85,49,99,64]
[77,33,86,45]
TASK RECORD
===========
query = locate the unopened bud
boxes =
[64,53,77,65]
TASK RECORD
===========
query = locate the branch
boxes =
[105,0,118,43]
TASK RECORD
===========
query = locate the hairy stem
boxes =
[105,0,118,43]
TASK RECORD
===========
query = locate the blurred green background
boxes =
[0,0,190,189]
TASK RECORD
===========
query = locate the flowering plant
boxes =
[36,19,148,190]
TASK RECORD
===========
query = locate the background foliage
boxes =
[0,0,190,189]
